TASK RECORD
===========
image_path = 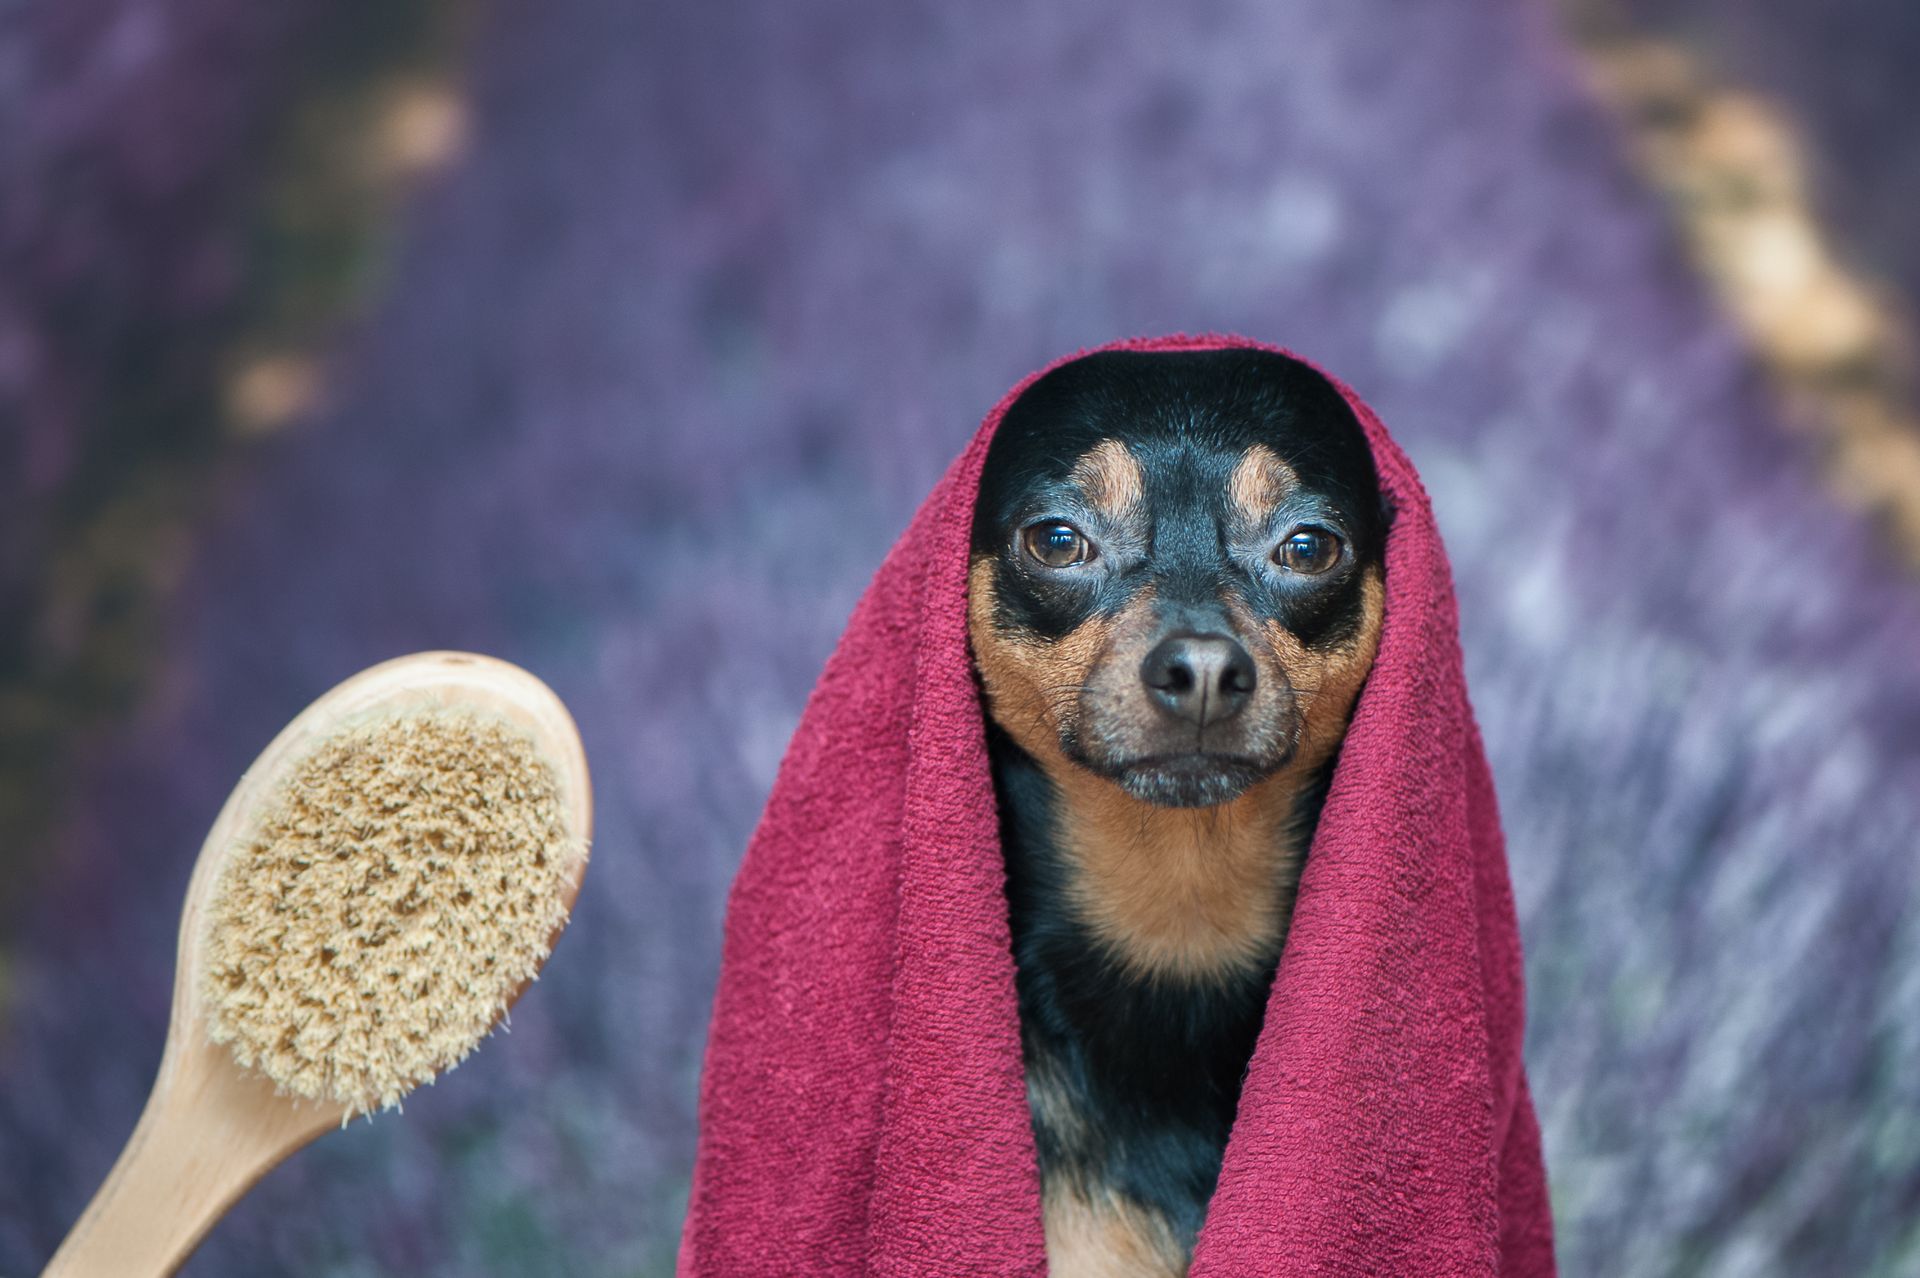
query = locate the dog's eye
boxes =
[1022,521,1094,568]
[1275,527,1343,574]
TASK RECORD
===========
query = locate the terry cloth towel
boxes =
[679,334,1557,1276]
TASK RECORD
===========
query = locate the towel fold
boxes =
[679,334,1556,1276]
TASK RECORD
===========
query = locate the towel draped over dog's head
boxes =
[679,334,1556,1276]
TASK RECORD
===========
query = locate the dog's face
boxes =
[969,348,1387,808]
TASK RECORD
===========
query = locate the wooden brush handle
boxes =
[42,1033,346,1278]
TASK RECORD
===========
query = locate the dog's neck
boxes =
[1022,749,1331,983]
[1048,766,1311,981]
[989,729,1337,1265]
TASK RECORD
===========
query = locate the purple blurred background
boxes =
[4,0,1919,1273]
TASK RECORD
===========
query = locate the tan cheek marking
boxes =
[1227,444,1299,525]
[1043,1179,1189,1278]
[1068,439,1146,522]
[1256,566,1385,767]
[966,558,1113,765]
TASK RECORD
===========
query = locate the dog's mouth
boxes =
[1102,751,1281,809]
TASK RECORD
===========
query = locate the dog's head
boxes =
[969,348,1386,808]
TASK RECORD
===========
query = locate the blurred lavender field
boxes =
[4,0,1920,1274]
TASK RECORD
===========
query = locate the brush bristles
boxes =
[200,711,580,1115]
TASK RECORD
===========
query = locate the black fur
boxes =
[972,348,1385,1257]
[972,349,1384,649]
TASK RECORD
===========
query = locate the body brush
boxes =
[42,651,592,1277]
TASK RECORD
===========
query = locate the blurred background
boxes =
[3,0,1919,1272]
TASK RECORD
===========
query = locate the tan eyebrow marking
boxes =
[1067,439,1145,522]
[1227,444,1299,523]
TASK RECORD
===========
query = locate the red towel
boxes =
[679,334,1556,1275]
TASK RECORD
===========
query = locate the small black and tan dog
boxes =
[968,348,1388,1276]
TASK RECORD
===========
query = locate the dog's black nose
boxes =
[1140,634,1256,727]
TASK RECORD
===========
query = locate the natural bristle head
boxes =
[200,710,581,1115]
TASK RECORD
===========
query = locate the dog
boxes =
[967,347,1388,1275]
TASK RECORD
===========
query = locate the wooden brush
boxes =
[41,651,592,1278]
